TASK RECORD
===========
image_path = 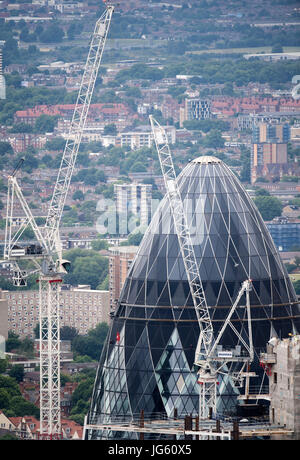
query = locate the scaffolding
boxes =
[84,411,293,440]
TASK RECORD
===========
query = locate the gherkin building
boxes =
[86,156,300,439]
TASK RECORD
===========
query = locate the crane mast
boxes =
[149,116,213,356]
[150,116,255,419]
[3,3,114,439]
[44,5,114,250]
[149,116,216,417]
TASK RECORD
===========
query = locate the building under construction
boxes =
[84,156,300,440]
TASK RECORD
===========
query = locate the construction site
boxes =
[1,1,300,441]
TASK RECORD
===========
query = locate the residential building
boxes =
[252,142,288,167]
[108,245,138,312]
[267,217,300,252]
[210,96,300,118]
[114,183,152,234]
[6,286,110,339]
[0,48,5,100]
[0,289,8,344]
[252,122,290,143]
[180,97,211,125]
[7,415,40,440]
[119,130,153,149]
[0,411,83,440]
[0,411,15,433]
[118,125,176,150]
[251,122,290,184]
[8,133,48,153]
[244,52,300,61]
[14,103,131,127]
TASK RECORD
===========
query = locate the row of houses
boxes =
[0,411,83,440]
[12,96,300,127]
[13,103,132,126]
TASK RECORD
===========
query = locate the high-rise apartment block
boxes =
[180,98,211,126]
[253,123,290,144]
[114,183,152,235]
[0,46,6,100]
[0,290,8,356]
[251,122,290,184]
[267,217,300,252]
[5,287,110,339]
[108,245,138,312]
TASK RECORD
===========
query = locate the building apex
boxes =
[192,156,222,164]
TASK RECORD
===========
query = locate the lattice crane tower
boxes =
[150,116,255,419]
[3,3,114,439]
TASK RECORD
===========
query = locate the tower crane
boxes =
[2,3,114,439]
[149,116,255,419]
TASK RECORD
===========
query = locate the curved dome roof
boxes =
[192,155,222,164]
[120,157,299,324]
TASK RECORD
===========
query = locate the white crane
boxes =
[3,3,114,439]
[149,116,255,419]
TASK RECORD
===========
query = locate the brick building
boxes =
[108,245,138,312]
[5,286,110,339]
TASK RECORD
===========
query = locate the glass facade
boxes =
[267,221,300,252]
[86,156,300,440]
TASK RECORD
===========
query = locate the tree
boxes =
[294,257,300,269]
[255,188,270,197]
[120,232,143,246]
[0,359,8,374]
[5,332,21,353]
[166,40,188,56]
[72,322,109,361]
[21,149,39,173]
[0,375,21,406]
[63,249,108,289]
[40,24,64,43]
[60,326,78,341]
[285,263,296,274]
[239,146,251,183]
[72,190,85,201]
[9,122,33,133]
[202,129,224,148]
[125,87,142,99]
[0,141,13,156]
[69,256,108,289]
[293,280,300,295]
[69,369,97,425]
[103,124,117,136]
[91,239,109,251]
[0,433,19,440]
[0,389,10,410]
[9,396,39,418]
[44,137,66,151]
[8,365,24,383]
[34,114,58,133]
[272,44,283,53]
[130,161,147,173]
[253,195,283,221]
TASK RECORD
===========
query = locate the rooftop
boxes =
[192,156,222,164]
